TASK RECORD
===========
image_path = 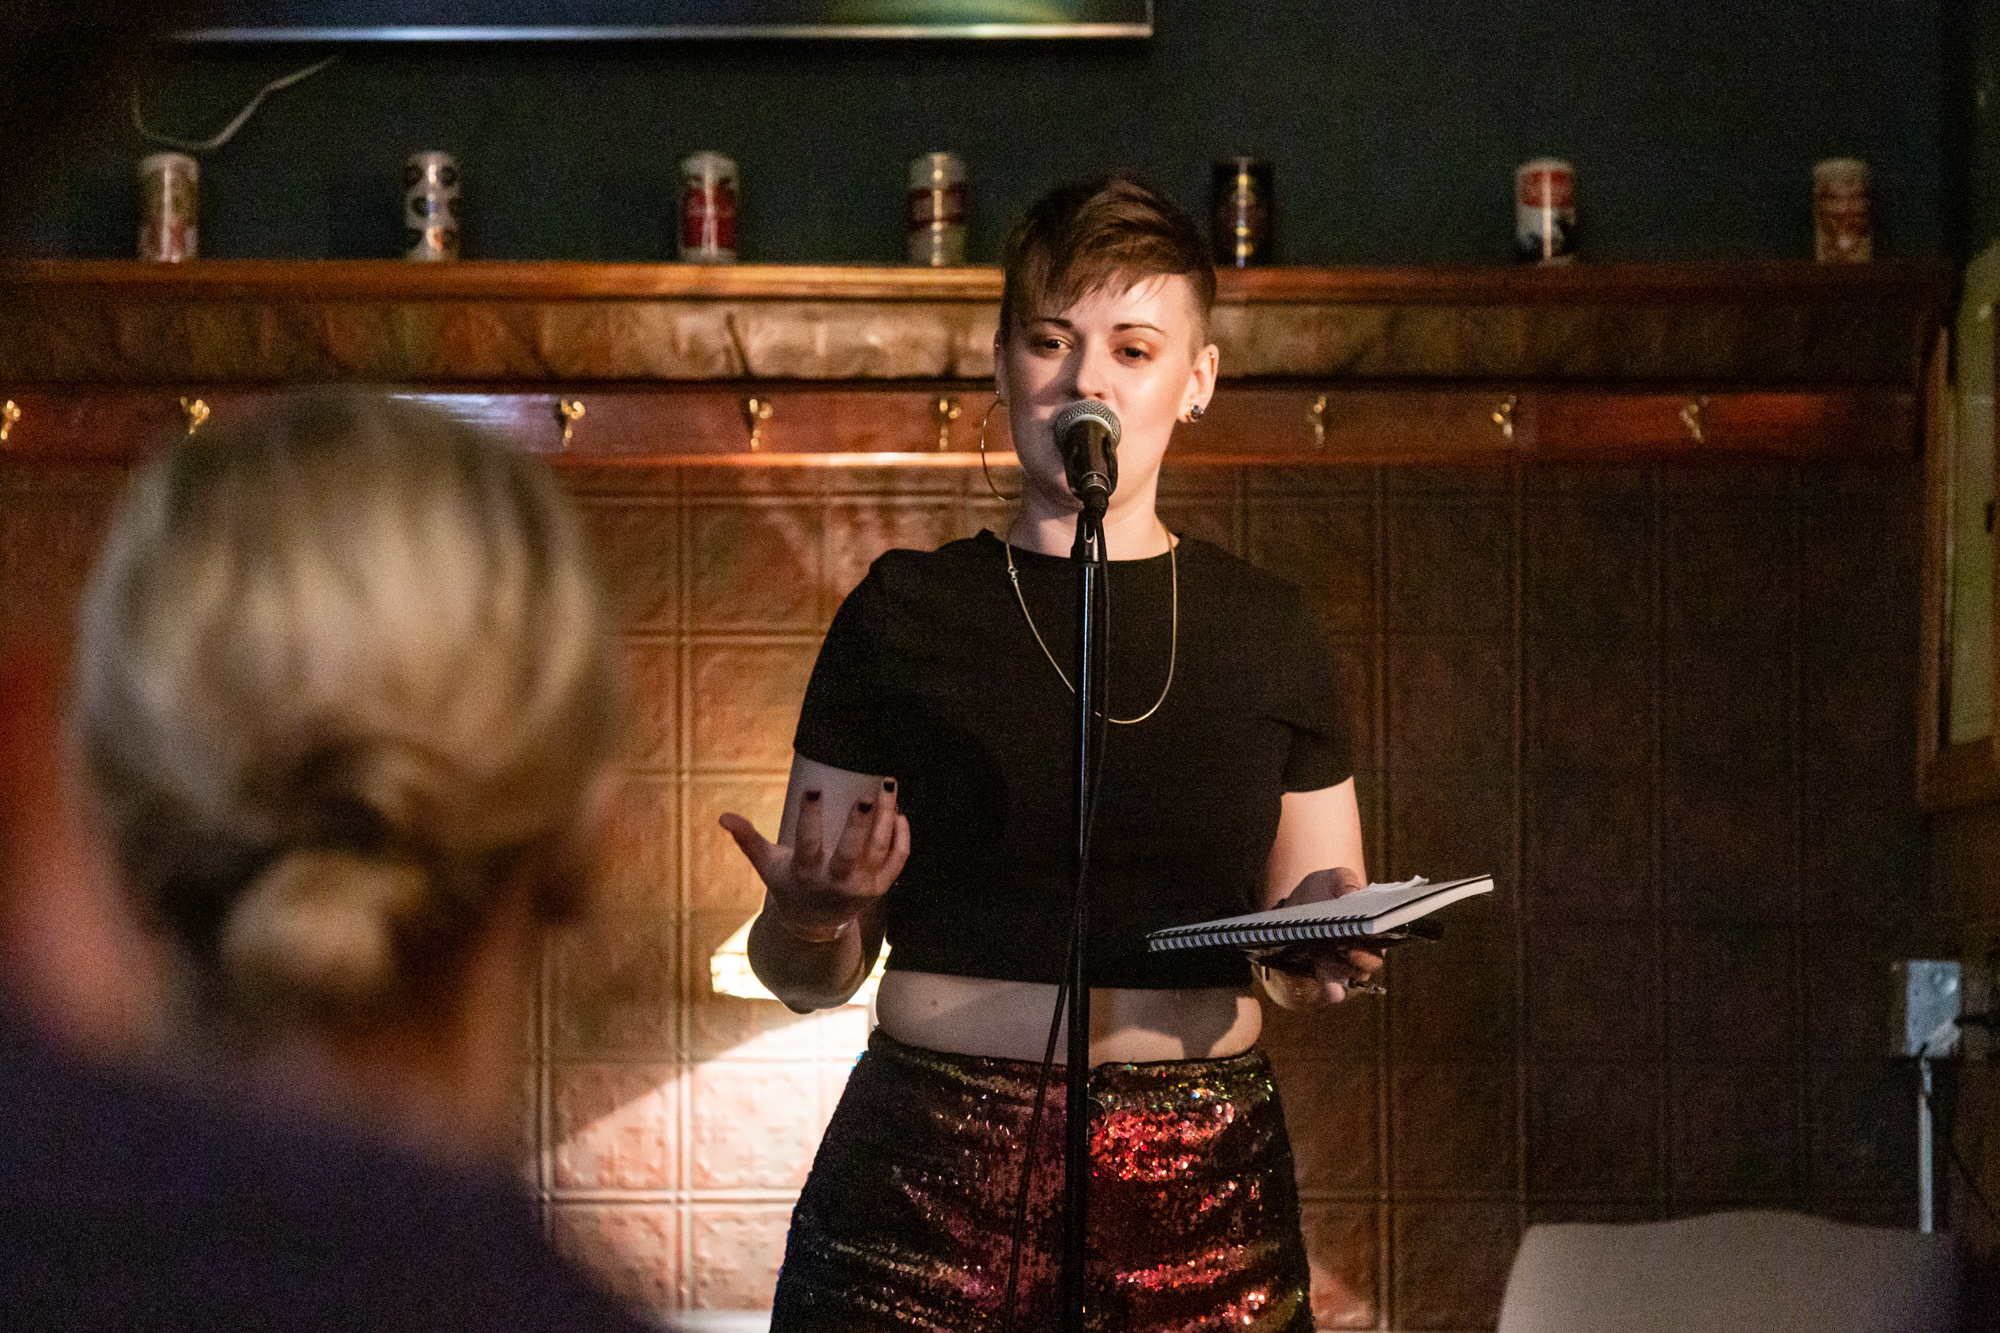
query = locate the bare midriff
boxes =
[874,970,1262,1065]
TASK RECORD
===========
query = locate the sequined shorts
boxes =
[769,1030,1313,1333]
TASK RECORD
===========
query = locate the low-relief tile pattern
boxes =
[593,775,677,914]
[687,1205,794,1311]
[1298,1205,1379,1329]
[685,777,788,919]
[577,498,679,633]
[688,642,820,772]
[1525,919,1658,1055]
[548,910,678,1060]
[1274,1058,1380,1194]
[687,1060,825,1191]
[1669,1062,1804,1199]
[687,501,822,630]
[551,1063,680,1191]
[1391,1202,1521,1331]
[1390,1061,1519,1193]
[549,1202,680,1315]
[620,641,680,772]
[1525,1061,1662,1198]
[6,455,1942,1333]
[1386,501,1515,637]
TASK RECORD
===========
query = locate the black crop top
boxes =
[793,531,1352,989]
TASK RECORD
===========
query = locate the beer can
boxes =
[1813,158,1872,263]
[404,151,461,262]
[680,152,739,264]
[908,152,967,267]
[1211,158,1272,267]
[138,152,198,263]
[1515,158,1575,264]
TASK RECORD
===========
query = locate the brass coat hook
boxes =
[556,398,586,448]
[179,397,210,436]
[0,400,20,444]
[1493,394,1518,442]
[1680,395,1709,444]
[743,396,774,451]
[1308,393,1328,450]
[932,396,962,451]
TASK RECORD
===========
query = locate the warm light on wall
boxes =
[709,917,886,1005]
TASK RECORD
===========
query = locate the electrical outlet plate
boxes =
[1892,960,1962,1058]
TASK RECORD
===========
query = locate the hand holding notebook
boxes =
[1146,874,1495,958]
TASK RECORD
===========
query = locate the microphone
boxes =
[1052,399,1121,516]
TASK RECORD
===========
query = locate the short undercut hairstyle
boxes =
[999,175,1218,346]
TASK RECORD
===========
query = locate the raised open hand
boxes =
[720,777,909,945]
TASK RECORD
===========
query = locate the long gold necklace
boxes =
[1004,527,1177,726]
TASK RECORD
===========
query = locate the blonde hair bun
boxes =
[74,392,622,1031]
[222,850,430,1017]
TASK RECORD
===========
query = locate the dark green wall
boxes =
[8,0,1947,264]
[1961,0,2000,253]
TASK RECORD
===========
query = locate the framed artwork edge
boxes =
[1919,323,2000,812]
[172,1,1155,42]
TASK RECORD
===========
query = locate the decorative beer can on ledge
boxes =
[1813,158,1872,263]
[404,152,461,262]
[908,152,967,267]
[1515,158,1575,264]
[1212,157,1272,267]
[680,152,739,264]
[138,152,198,263]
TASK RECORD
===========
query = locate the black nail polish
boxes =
[804,791,822,803]
[882,779,897,793]
[856,801,874,814]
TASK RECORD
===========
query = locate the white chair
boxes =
[1497,1210,1961,1333]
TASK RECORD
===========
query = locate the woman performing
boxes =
[721,176,1382,1333]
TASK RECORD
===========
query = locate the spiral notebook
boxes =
[1145,875,1494,953]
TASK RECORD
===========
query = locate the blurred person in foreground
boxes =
[1,395,650,1331]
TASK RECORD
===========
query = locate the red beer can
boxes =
[680,152,738,264]
[1515,158,1575,264]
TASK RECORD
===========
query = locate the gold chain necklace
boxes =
[1004,528,1177,725]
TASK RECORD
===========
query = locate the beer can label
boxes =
[138,152,198,263]
[909,181,967,229]
[681,180,739,259]
[1813,158,1872,263]
[1515,158,1575,264]
[404,152,461,262]
[1211,158,1272,267]
[680,153,739,263]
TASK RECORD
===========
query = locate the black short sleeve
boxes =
[1274,587,1352,792]
[793,565,897,776]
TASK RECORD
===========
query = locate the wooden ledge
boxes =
[0,260,1948,386]
[0,258,1948,305]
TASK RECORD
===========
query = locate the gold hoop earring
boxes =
[979,396,1019,503]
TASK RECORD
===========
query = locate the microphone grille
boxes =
[1051,399,1121,447]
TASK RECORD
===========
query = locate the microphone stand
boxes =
[1060,503,1105,1333]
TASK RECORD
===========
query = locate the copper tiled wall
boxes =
[0,455,1939,1332]
[1930,804,2000,1325]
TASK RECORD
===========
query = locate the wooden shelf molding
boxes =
[0,260,1948,465]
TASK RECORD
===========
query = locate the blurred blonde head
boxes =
[74,394,621,1035]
